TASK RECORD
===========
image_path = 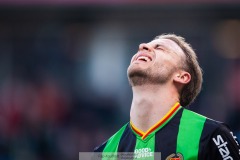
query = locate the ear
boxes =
[173,71,191,85]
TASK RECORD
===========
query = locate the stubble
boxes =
[127,63,176,86]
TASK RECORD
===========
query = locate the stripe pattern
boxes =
[176,109,206,160]
[155,108,184,158]
[95,103,208,160]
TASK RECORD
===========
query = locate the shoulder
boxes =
[189,111,240,159]
[202,115,234,138]
[182,108,239,143]
[180,108,207,129]
[94,123,129,152]
[182,108,226,130]
[183,108,234,136]
[203,117,239,146]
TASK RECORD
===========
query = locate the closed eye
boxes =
[155,44,175,55]
[155,44,166,51]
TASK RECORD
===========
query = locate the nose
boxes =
[139,43,152,52]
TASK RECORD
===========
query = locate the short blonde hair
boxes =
[155,34,203,107]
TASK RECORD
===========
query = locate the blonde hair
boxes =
[155,34,203,106]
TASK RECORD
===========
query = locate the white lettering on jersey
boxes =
[134,148,153,159]
[213,135,233,160]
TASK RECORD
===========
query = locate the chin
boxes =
[127,67,150,86]
[127,67,172,86]
[128,65,146,78]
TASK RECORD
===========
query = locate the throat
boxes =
[130,84,180,133]
[130,102,181,139]
[130,100,163,132]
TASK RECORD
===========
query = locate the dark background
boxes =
[0,2,240,160]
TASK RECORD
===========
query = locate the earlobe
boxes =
[174,72,191,84]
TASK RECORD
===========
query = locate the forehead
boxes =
[148,38,184,56]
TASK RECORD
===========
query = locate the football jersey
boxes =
[94,103,240,160]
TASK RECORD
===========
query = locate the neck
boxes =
[130,83,179,132]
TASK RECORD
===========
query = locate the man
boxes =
[94,34,240,160]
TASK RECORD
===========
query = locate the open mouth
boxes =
[136,56,152,62]
[134,52,153,63]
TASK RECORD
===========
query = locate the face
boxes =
[127,38,186,86]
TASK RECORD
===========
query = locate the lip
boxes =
[133,52,153,63]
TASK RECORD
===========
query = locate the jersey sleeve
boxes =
[208,124,240,159]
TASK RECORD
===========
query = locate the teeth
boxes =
[137,56,150,62]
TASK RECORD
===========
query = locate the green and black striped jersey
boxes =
[94,103,240,160]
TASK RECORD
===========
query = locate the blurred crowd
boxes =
[0,14,123,160]
[0,72,121,160]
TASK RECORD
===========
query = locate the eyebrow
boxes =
[155,43,167,49]
[154,43,178,55]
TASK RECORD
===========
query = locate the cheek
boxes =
[154,58,178,72]
[155,55,175,66]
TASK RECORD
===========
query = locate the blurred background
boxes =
[0,0,240,159]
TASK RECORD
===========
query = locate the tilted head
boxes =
[155,34,203,106]
[127,33,203,107]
